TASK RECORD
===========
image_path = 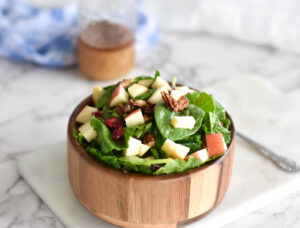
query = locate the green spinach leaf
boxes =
[133,89,155,100]
[96,85,115,108]
[73,128,88,146]
[149,70,160,87]
[215,103,231,129]
[202,112,231,144]
[123,122,153,147]
[186,92,215,113]
[90,116,124,153]
[154,104,205,141]
[177,134,202,153]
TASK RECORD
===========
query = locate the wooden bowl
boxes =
[67,95,236,228]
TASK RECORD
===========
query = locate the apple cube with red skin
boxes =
[76,105,98,124]
[124,109,145,127]
[205,133,227,158]
[184,148,209,162]
[110,84,129,107]
[128,83,149,98]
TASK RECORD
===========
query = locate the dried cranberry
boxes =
[92,110,103,117]
[169,82,175,90]
[149,164,164,172]
[105,117,124,129]
[142,105,155,115]
[112,127,124,140]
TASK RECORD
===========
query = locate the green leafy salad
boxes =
[73,71,232,175]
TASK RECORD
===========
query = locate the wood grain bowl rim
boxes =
[67,92,235,179]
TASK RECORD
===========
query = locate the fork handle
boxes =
[237,131,300,172]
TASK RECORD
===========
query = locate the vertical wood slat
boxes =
[188,165,221,219]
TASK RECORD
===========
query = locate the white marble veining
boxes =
[1,31,300,227]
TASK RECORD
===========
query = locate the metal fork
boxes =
[237,131,300,172]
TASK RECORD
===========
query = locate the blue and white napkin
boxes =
[0,0,158,67]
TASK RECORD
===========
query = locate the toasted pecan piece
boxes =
[161,91,189,112]
[143,133,155,147]
[130,99,148,108]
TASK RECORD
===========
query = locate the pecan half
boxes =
[116,102,135,115]
[161,91,189,112]
[143,133,155,147]
[115,104,126,115]
[177,95,189,111]
[143,114,152,122]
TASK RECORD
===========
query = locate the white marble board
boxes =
[18,76,300,228]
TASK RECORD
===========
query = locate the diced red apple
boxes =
[124,137,142,156]
[151,77,171,90]
[124,109,145,127]
[110,84,129,107]
[119,78,134,88]
[161,139,190,160]
[184,148,209,162]
[171,116,196,129]
[128,83,149,98]
[138,79,153,87]
[148,86,170,104]
[206,133,227,158]
[78,122,97,142]
[76,105,98,124]
[92,85,105,104]
[139,144,151,156]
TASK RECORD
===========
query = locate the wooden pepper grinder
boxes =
[78,0,136,80]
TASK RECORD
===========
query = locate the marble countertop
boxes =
[1,31,300,228]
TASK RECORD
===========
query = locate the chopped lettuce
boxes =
[154,156,204,174]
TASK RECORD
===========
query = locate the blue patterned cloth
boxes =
[0,0,158,67]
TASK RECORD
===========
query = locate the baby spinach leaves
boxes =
[90,116,124,153]
[133,89,155,100]
[154,104,205,141]
[176,134,202,153]
[186,92,215,113]
[96,85,115,108]
[186,91,231,144]
[202,112,231,144]
[123,122,152,147]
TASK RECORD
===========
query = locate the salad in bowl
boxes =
[73,71,232,175]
